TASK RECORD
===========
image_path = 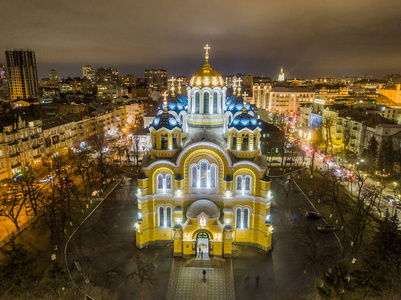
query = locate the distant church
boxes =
[135,45,273,257]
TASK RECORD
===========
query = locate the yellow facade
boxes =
[135,45,273,258]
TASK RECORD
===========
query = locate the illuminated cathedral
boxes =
[135,45,273,257]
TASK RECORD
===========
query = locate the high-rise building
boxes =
[144,69,167,90]
[5,49,39,100]
[82,65,95,82]
[49,69,58,81]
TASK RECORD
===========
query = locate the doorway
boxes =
[196,232,209,260]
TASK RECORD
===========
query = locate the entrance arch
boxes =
[196,232,210,259]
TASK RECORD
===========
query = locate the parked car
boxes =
[305,211,322,219]
[317,224,338,231]
[383,195,396,202]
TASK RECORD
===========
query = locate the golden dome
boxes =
[190,61,224,88]
[190,45,224,88]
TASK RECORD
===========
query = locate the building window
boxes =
[166,207,172,227]
[243,208,249,229]
[236,207,251,229]
[158,206,173,228]
[236,208,242,229]
[213,92,218,114]
[236,175,252,194]
[200,161,207,188]
[210,165,216,188]
[156,173,173,193]
[203,92,210,114]
[190,160,218,190]
[161,133,168,150]
[192,165,197,188]
[242,134,249,150]
[195,92,200,113]
[159,207,164,227]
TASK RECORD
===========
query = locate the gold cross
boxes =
[204,44,210,56]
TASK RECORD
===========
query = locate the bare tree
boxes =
[126,252,158,300]
[0,183,25,230]
[294,224,339,284]
[322,118,335,155]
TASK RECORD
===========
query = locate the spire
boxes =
[169,77,176,96]
[162,91,168,113]
[237,77,243,95]
[204,44,210,62]
[177,77,182,94]
[242,92,248,113]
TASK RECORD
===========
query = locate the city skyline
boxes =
[1,0,401,79]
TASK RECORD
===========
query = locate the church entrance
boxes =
[196,232,209,260]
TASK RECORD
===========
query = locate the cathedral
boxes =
[135,45,273,257]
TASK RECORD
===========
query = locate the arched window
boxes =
[192,165,197,188]
[166,174,172,190]
[253,134,258,150]
[157,174,163,191]
[195,92,200,113]
[213,92,218,114]
[166,207,172,227]
[210,165,216,188]
[236,208,242,229]
[190,161,218,190]
[200,161,207,188]
[203,92,209,114]
[156,173,173,193]
[236,175,242,191]
[245,176,252,194]
[161,133,168,150]
[236,175,252,194]
[242,134,249,150]
[232,133,237,150]
[172,133,178,149]
[243,208,249,229]
[159,207,164,227]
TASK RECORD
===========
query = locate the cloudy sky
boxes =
[2,0,401,79]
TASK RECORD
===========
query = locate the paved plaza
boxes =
[166,258,235,300]
[66,174,341,299]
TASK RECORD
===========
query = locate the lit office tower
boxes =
[5,49,39,100]
[145,69,167,90]
[82,65,95,82]
[49,69,58,81]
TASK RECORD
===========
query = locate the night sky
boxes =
[2,0,401,79]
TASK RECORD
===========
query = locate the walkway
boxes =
[166,258,235,300]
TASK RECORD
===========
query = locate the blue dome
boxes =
[229,112,260,131]
[227,97,253,113]
[225,95,236,107]
[161,96,185,113]
[150,112,182,131]
[176,94,188,106]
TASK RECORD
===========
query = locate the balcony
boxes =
[32,144,41,149]
[11,162,21,169]
[9,152,19,158]
[7,140,18,146]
